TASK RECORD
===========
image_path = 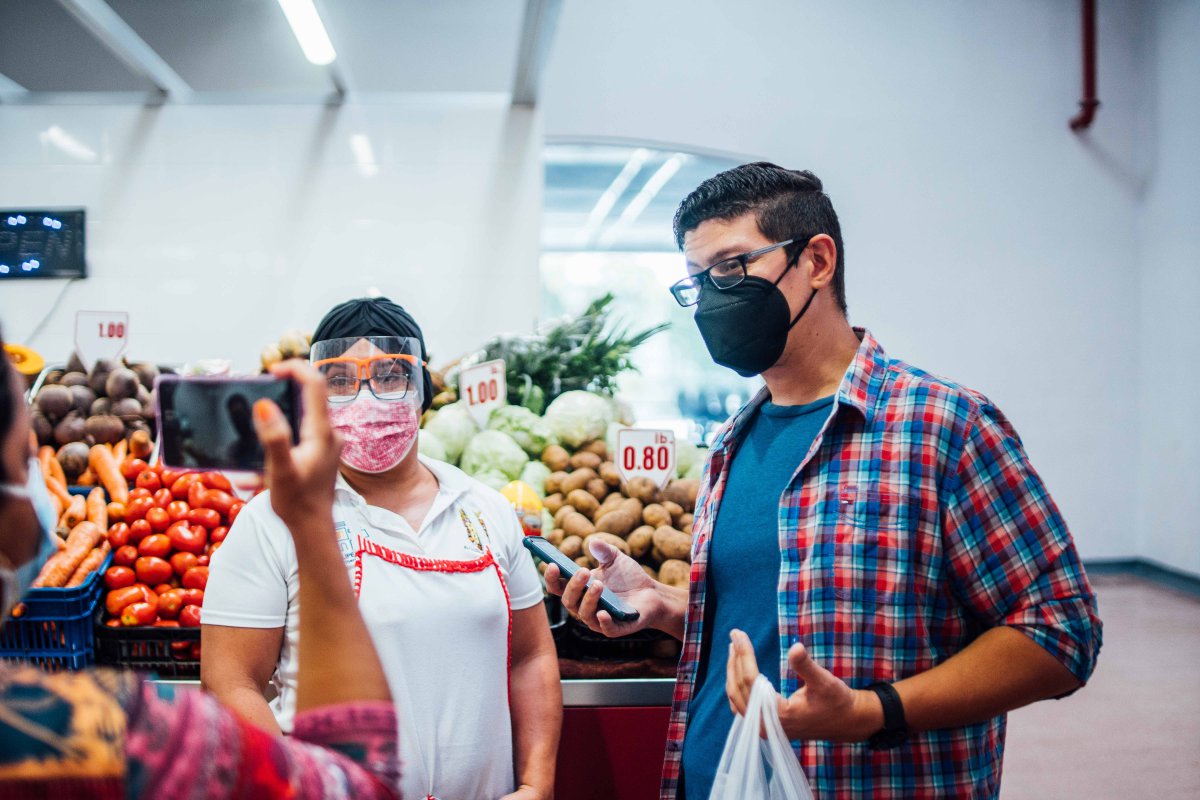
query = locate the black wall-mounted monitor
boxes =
[0,209,87,280]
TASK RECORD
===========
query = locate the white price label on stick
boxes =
[460,359,507,429]
[616,428,676,488]
[75,310,129,371]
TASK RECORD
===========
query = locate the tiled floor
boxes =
[1001,573,1200,799]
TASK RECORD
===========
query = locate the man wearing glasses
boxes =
[547,162,1102,799]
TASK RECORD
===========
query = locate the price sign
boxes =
[75,310,129,370]
[616,428,676,489]
[460,359,507,429]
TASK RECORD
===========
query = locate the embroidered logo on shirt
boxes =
[459,509,485,553]
[334,521,356,565]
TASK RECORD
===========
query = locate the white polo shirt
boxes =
[203,456,543,795]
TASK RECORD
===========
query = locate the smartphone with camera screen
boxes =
[156,375,300,471]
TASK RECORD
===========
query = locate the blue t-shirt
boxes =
[681,395,835,800]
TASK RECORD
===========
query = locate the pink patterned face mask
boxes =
[327,394,420,474]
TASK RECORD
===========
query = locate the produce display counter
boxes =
[151,675,675,800]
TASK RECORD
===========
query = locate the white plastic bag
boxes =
[709,674,815,800]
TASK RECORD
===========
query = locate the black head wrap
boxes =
[312,297,433,412]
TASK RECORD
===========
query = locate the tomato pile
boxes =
[101,462,242,650]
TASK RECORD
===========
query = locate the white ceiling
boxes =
[0,0,528,95]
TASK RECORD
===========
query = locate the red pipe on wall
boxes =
[1069,0,1100,131]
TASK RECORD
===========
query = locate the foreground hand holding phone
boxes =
[544,537,688,641]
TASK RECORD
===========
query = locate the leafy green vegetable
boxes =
[487,405,559,458]
[544,391,614,448]
[460,430,529,481]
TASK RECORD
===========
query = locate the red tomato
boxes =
[178,588,204,607]
[187,482,207,509]
[105,618,122,627]
[167,500,191,522]
[136,556,173,586]
[154,619,180,628]
[167,523,206,555]
[106,585,147,616]
[145,507,171,533]
[124,496,154,523]
[182,566,209,591]
[199,489,235,518]
[138,533,172,559]
[160,468,186,487]
[209,526,229,545]
[135,470,162,492]
[196,554,210,567]
[172,474,201,501]
[186,508,221,530]
[107,522,131,549]
[153,582,174,596]
[120,458,149,481]
[121,601,157,627]
[227,502,245,524]
[128,519,152,545]
[157,589,184,620]
[208,541,223,556]
[179,605,202,628]
[113,545,139,568]
[189,642,202,660]
[103,565,136,590]
[153,488,174,509]
[129,487,153,501]
[169,551,200,576]
[200,472,232,492]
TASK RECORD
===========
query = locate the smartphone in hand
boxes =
[524,535,640,622]
[156,375,300,471]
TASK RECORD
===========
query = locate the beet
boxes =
[131,362,160,391]
[106,367,140,401]
[69,385,97,415]
[125,418,151,438]
[66,351,86,374]
[90,397,113,417]
[56,441,91,482]
[88,359,116,395]
[85,414,126,446]
[31,413,54,447]
[53,413,87,446]
[58,371,88,388]
[112,397,144,422]
[36,385,74,422]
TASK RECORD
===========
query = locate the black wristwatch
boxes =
[865,682,909,750]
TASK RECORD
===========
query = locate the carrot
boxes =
[32,522,102,588]
[66,541,111,587]
[45,475,72,509]
[48,488,64,524]
[129,430,153,460]
[77,469,96,487]
[86,487,108,529]
[89,445,129,505]
[38,446,67,487]
[10,602,26,618]
[107,502,125,524]
[113,439,128,462]
[62,494,86,529]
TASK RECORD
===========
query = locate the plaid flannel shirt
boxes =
[662,329,1102,799]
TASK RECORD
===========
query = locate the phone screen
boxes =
[523,536,639,622]
[157,376,300,471]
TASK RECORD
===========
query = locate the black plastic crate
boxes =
[94,607,201,678]
[567,617,681,661]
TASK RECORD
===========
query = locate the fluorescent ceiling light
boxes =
[599,154,688,246]
[577,148,649,245]
[277,0,337,66]
[41,125,98,162]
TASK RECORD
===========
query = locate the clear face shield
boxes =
[310,336,426,474]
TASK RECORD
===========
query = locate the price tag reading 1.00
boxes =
[616,428,676,489]
[75,310,130,371]
[460,359,507,429]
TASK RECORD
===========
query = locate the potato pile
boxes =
[538,441,700,589]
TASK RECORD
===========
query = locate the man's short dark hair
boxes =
[672,162,847,315]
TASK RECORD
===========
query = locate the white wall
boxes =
[542,0,1151,563]
[0,98,542,373]
[1137,0,1200,577]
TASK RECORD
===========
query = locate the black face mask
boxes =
[693,257,818,377]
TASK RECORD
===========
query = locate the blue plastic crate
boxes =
[0,552,111,671]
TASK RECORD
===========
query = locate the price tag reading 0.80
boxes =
[615,428,676,489]
[459,359,507,429]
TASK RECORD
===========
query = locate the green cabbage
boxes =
[423,401,477,464]
[418,429,447,462]
[675,439,700,478]
[487,405,559,458]
[519,461,552,497]
[543,391,614,449]
[473,470,513,492]
[460,430,529,481]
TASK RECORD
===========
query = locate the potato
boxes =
[624,476,660,504]
[678,513,694,529]
[627,525,654,558]
[650,546,665,564]
[569,451,603,471]
[642,503,672,529]
[562,511,596,539]
[581,439,609,460]
[554,504,577,527]
[619,497,644,520]
[566,489,600,520]
[659,559,691,588]
[586,478,610,501]
[596,492,624,517]
[545,471,569,495]
[561,468,598,496]
[559,535,584,560]
[599,461,622,488]
[662,479,700,513]
[595,508,639,539]
[641,564,658,581]
[682,522,693,536]
[542,444,570,472]
[653,526,693,561]
[662,500,684,524]
[545,528,565,546]
[574,556,592,569]
[585,532,630,567]
[543,493,565,514]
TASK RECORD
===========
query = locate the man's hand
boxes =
[726,629,883,742]
[252,361,343,535]
[545,538,664,638]
[499,785,546,800]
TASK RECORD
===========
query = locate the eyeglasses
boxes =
[669,238,801,307]
[312,353,423,403]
